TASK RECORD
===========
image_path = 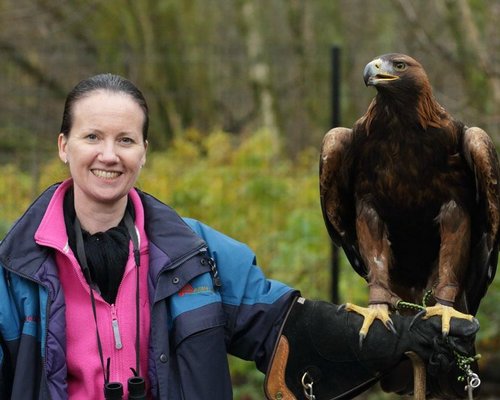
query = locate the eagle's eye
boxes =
[394,61,407,71]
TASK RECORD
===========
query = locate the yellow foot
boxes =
[345,303,395,345]
[423,303,473,336]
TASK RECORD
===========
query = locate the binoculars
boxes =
[104,376,147,400]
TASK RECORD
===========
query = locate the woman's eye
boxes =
[120,137,135,145]
[394,62,406,71]
[85,133,98,141]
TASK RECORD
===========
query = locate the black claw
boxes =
[337,304,346,314]
[386,319,397,335]
[359,333,365,349]
[442,330,448,339]
[409,309,427,329]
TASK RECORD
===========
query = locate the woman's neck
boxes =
[74,195,128,234]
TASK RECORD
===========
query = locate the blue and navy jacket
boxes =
[0,184,297,399]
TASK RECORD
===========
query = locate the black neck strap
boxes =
[74,207,141,384]
[123,210,141,377]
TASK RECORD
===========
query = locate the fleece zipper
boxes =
[111,304,123,350]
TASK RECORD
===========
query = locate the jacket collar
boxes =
[137,189,206,278]
[0,181,206,282]
[0,184,58,279]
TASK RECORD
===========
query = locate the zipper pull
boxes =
[111,305,123,350]
[207,257,222,288]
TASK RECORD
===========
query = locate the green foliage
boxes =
[229,356,268,400]
[139,128,331,298]
[0,164,33,236]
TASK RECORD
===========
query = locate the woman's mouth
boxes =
[91,169,122,179]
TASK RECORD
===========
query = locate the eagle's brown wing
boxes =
[319,127,366,277]
[462,126,500,314]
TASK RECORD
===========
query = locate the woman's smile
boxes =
[91,169,122,180]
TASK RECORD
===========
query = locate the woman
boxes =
[0,74,479,400]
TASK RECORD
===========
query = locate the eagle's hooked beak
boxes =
[363,58,399,87]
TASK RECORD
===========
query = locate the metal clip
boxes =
[465,368,481,400]
[301,372,316,400]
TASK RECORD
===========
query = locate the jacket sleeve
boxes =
[183,218,299,372]
[0,266,18,399]
[0,265,44,399]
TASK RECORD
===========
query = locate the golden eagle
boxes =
[320,53,500,340]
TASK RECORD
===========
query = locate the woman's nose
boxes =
[98,141,120,163]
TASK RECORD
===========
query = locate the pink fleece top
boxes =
[34,179,151,399]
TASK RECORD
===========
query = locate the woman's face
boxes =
[58,90,147,208]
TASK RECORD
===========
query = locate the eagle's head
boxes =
[360,53,446,130]
[363,53,431,98]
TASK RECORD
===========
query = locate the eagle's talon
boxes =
[409,310,427,329]
[423,303,474,336]
[344,303,393,339]
[359,333,366,349]
[386,319,397,335]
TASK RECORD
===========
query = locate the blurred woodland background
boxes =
[1,0,500,398]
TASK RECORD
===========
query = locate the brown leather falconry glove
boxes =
[265,297,479,400]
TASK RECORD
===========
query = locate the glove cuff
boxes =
[265,335,297,400]
[264,297,381,400]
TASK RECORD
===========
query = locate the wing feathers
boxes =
[462,127,500,313]
[463,127,500,247]
[319,127,354,245]
[320,127,368,277]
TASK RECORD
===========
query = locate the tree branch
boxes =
[393,0,458,67]
[0,41,66,97]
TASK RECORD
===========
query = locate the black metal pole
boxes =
[330,45,341,304]
[331,46,341,127]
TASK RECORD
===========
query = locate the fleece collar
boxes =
[35,179,147,255]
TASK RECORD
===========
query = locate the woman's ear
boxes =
[141,140,148,167]
[58,133,69,164]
